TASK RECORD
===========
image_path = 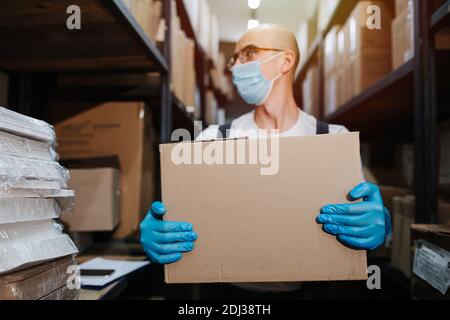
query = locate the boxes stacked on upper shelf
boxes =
[166,1,197,113]
[296,17,318,74]
[347,1,394,98]
[324,26,341,116]
[0,107,79,300]
[317,0,341,33]
[122,0,162,42]
[302,65,320,119]
[321,1,395,116]
[392,0,414,69]
[184,0,220,65]
[210,52,234,101]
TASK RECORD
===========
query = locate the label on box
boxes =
[413,240,450,295]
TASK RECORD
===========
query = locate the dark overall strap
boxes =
[219,120,329,138]
[316,120,330,135]
[218,123,232,139]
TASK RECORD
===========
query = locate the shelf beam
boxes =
[430,0,450,33]
[0,0,168,73]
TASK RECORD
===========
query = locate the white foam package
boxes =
[0,107,56,145]
[0,220,78,274]
[0,155,69,190]
[0,131,58,161]
[0,196,76,224]
[0,181,69,197]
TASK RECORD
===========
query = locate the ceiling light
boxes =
[247,19,260,30]
[248,0,261,10]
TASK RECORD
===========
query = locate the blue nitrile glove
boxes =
[316,182,392,251]
[140,201,197,264]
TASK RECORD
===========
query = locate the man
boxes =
[140,24,391,295]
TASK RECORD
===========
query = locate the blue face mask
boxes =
[231,52,284,106]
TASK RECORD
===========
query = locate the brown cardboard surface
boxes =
[55,102,156,238]
[161,133,367,283]
[392,6,414,69]
[62,168,121,232]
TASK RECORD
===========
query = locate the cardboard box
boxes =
[302,64,320,118]
[324,72,338,116]
[55,102,156,238]
[439,201,450,224]
[351,48,392,96]
[296,18,318,71]
[324,26,341,75]
[391,195,415,278]
[411,225,450,299]
[346,1,394,96]
[395,0,410,15]
[436,28,450,49]
[380,185,412,215]
[392,3,414,69]
[348,1,394,54]
[160,133,367,283]
[62,168,121,232]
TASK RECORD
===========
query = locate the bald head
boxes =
[236,24,300,74]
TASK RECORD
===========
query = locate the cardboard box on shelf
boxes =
[317,0,340,32]
[62,168,121,232]
[395,0,411,15]
[124,0,161,42]
[296,18,318,71]
[351,48,392,96]
[391,195,415,278]
[436,28,450,49]
[392,2,414,69]
[55,102,156,239]
[346,1,394,96]
[439,201,450,224]
[380,185,412,215]
[324,26,341,75]
[324,72,338,117]
[302,65,320,118]
[160,133,367,284]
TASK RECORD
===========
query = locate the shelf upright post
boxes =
[413,0,438,223]
[160,0,172,143]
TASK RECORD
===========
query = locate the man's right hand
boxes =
[140,201,197,264]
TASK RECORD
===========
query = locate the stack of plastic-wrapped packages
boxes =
[0,107,79,300]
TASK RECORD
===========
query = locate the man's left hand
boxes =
[316,182,392,251]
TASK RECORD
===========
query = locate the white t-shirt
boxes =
[197,109,349,140]
[197,109,349,293]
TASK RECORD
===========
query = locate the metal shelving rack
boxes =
[294,0,450,225]
[0,0,212,143]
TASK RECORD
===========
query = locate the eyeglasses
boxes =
[227,45,284,70]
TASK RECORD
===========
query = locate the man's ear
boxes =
[281,51,296,74]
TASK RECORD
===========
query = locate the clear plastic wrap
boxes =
[0,130,58,161]
[0,181,67,197]
[0,155,69,191]
[0,189,75,224]
[0,198,61,225]
[0,256,77,300]
[0,107,56,145]
[41,285,80,300]
[0,220,78,274]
